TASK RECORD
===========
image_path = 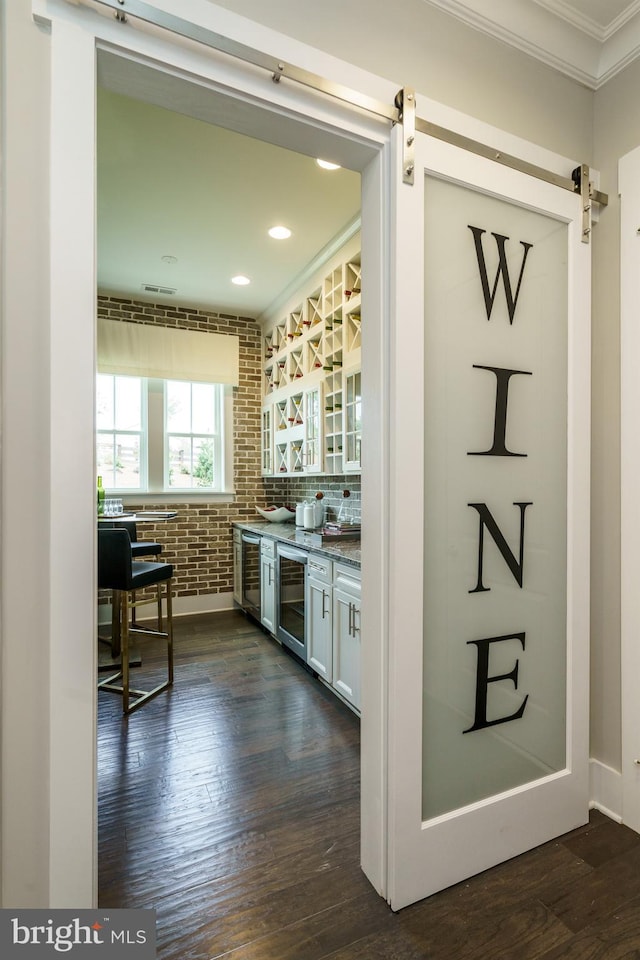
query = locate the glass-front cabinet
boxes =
[261,406,273,476]
[304,385,323,473]
[343,369,361,473]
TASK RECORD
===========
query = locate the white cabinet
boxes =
[332,563,361,710]
[234,526,361,714]
[233,528,242,604]
[307,554,333,680]
[260,537,276,633]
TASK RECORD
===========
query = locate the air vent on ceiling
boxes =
[141,283,177,296]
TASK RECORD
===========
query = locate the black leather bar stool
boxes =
[97,527,174,714]
[116,520,163,628]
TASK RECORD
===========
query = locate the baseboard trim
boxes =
[589,758,623,823]
[172,592,236,618]
[98,591,236,625]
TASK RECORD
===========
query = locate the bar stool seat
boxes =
[97,527,174,714]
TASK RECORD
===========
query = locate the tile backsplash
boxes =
[263,476,361,523]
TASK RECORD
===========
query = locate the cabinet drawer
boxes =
[333,562,361,597]
[260,536,276,558]
[307,553,332,583]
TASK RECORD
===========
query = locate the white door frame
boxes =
[620,146,640,832]
[31,0,393,907]
[18,0,592,907]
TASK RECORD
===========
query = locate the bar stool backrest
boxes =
[98,527,133,591]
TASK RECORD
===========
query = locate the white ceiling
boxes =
[96,55,362,320]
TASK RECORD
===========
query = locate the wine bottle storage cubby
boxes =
[306,335,324,374]
[275,399,288,432]
[274,438,304,474]
[275,442,288,474]
[345,308,361,353]
[344,258,361,301]
[289,348,304,381]
[286,308,304,342]
[288,393,304,427]
[290,439,304,473]
[324,266,343,318]
[304,292,323,329]
[264,362,277,395]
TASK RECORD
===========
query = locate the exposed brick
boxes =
[98,294,263,602]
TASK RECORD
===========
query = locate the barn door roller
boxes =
[394,86,607,243]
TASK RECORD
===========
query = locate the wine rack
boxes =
[261,240,361,476]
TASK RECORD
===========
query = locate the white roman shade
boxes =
[97,318,240,385]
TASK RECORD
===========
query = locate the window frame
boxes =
[163,379,224,493]
[96,374,234,499]
[95,373,147,492]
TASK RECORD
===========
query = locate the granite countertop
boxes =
[233,520,361,569]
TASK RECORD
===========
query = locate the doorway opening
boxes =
[95,46,376,918]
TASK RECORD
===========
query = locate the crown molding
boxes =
[421,0,640,89]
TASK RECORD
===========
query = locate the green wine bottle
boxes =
[97,475,105,516]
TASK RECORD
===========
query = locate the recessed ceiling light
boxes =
[268,225,292,240]
[316,159,341,170]
[161,255,178,264]
[231,274,251,286]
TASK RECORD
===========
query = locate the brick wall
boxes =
[97,294,266,607]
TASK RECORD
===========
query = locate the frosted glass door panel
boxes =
[422,176,568,820]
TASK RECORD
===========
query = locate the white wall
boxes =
[1,0,607,907]
[1,0,54,905]
[589,60,640,771]
[209,0,594,162]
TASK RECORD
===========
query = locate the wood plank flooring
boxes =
[98,611,640,959]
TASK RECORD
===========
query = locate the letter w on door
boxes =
[468,226,533,324]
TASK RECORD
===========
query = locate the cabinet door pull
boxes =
[348,601,354,636]
[322,589,329,619]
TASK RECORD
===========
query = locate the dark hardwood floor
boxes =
[98,611,640,959]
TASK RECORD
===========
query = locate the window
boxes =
[96,375,145,489]
[96,374,228,493]
[166,380,222,490]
